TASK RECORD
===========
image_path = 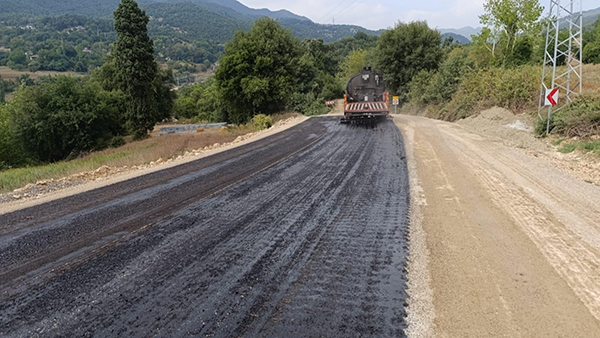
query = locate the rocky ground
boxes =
[456,107,600,186]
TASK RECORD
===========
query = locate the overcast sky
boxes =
[238,0,600,30]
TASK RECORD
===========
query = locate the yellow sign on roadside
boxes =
[392,96,399,106]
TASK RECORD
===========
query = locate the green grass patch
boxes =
[557,140,600,156]
[0,150,133,193]
[579,140,600,154]
[542,96,600,138]
[559,143,577,153]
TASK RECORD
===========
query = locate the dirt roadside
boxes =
[0,115,308,215]
[396,113,600,337]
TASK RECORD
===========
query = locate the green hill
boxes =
[442,33,470,45]
[0,0,382,73]
[145,2,249,43]
[0,0,121,17]
[0,0,378,43]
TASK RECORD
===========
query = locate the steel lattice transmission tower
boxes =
[538,0,583,133]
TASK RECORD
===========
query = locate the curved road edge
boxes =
[0,116,309,216]
[394,115,436,338]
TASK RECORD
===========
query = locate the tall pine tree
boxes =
[0,77,5,103]
[113,0,165,138]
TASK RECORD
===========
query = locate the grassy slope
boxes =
[0,113,298,193]
[548,64,600,157]
[0,125,254,193]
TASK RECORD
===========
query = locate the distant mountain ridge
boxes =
[0,0,309,21]
[439,26,482,41]
[0,0,377,43]
[439,7,600,41]
[195,0,310,21]
[7,1,600,46]
[442,32,470,45]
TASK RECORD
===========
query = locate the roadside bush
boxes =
[320,74,344,101]
[110,136,126,148]
[446,65,539,120]
[173,79,223,122]
[0,106,32,170]
[173,96,198,119]
[408,48,475,108]
[252,114,273,130]
[407,70,435,107]
[287,92,330,116]
[540,95,600,137]
[6,76,124,163]
[535,117,551,136]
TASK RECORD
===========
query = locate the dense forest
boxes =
[0,0,382,73]
[0,14,113,72]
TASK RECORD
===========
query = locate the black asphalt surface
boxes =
[0,117,411,337]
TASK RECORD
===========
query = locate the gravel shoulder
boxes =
[396,113,600,337]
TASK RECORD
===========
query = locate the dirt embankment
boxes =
[0,115,307,214]
[398,111,600,337]
[456,107,600,186]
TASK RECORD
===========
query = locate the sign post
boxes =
[544,88,559,133]
[392,96,399,114]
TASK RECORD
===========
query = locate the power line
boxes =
[334,0,367,23]
[319,0,361,24]
[316,0,352,23]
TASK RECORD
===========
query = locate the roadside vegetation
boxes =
[0,110,298,193]
[3,0,600,190]
[1,0,172,170]
[401,0,544,120]
[0,0,346,173]
[391,0,599,154]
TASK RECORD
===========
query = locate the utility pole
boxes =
[538,0,583,134]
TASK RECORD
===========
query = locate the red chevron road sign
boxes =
[545,88,558,106]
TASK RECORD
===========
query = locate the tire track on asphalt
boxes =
[0,119,411,337]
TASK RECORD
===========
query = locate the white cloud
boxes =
[238,0,487,29]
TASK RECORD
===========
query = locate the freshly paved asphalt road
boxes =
[0,117,411,337]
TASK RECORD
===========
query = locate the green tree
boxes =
[409,47,475,106]
[7,48,27,69]
[303,39,339,77]
[330,32,379,61]
[469,27,501,68]
[112,0,167,138]
[376,21,444,98]
[216,18,302,124]
[337,49,368,86]
[6,76,123,163]
[0,77,5,103]
[583,17,600,64]
[0,105,31,169]
[479,0,543,67]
